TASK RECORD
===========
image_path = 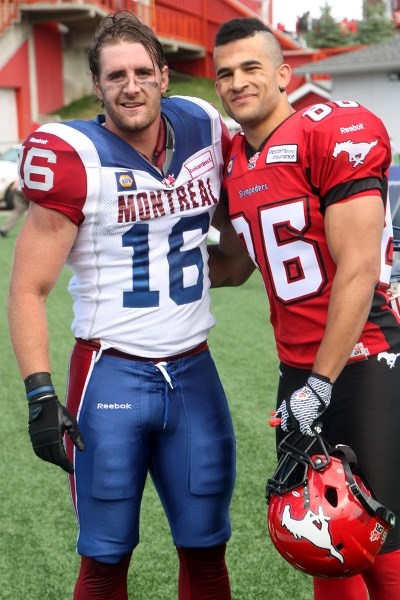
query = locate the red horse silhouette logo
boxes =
[333,139,378,167]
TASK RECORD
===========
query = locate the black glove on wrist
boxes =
[25,372,85,474]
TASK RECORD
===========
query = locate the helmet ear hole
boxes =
[324,486,338,507]
[330,444,358,470]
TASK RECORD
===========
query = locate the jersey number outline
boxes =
[122,213,210,308]
[232,199,325,303]
[233,196,392,303]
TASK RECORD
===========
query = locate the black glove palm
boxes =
[25,372,85,474]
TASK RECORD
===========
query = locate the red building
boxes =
[0,0,350,144]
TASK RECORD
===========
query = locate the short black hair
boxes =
[215,18,274,47]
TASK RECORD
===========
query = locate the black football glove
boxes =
[25,372,85,474]
[275,373,332,436]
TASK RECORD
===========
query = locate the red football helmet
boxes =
[266,429,395,578]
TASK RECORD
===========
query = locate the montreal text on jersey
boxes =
[117,177,218,223]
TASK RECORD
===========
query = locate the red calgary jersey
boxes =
[223,100,398,368]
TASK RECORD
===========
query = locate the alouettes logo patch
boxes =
[281,504,345,564]
[115,171,137,191]
[332,139,378,167]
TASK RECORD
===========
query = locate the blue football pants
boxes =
[66,343,236,563]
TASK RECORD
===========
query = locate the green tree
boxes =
[304,0,395,49]
[356,0,395,44]
[304,3,353,49]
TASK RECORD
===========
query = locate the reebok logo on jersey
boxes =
[184,151,215,179]
[340,122,365,134]
[266,145,298,163]
[97,403,132,410]
[115,171,137,191]
[332,139,378,167]
[29,136,48,145]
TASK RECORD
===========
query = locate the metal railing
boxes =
[0,0,206,46]
[0,0,19,33]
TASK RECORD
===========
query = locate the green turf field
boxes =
[0,220,312,599]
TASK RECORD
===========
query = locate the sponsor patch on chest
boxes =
[266,145,298,163]
[184,150,215,179]
[115,171,137,191]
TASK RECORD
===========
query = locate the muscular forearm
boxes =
[315,195,385,382]
[8,291,51,379]
[7,204,77,379]
[312,271,377,382]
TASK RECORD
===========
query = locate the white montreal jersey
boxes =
[20,97,226,357]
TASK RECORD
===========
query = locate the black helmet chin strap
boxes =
[329,445,396,529]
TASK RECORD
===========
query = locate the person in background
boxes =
[210,17,400,600]
[8,11,235,600]
[0,179,29,237]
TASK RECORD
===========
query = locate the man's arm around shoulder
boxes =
[208,199,255,287]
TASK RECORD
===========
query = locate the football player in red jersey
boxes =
[8,11,235,600]
[210,17,400,600]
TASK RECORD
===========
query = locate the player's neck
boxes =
[105,115,163,162]
[243,106,296,150]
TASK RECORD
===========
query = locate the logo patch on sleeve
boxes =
[115,171,137,191]
[332,139,378,167]
[266,145,298,163]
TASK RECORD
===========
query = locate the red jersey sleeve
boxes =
[302,101,391,207]
[19,129,88,225]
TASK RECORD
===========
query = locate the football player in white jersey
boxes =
[8,11,235,600]
[210,17,400,600]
